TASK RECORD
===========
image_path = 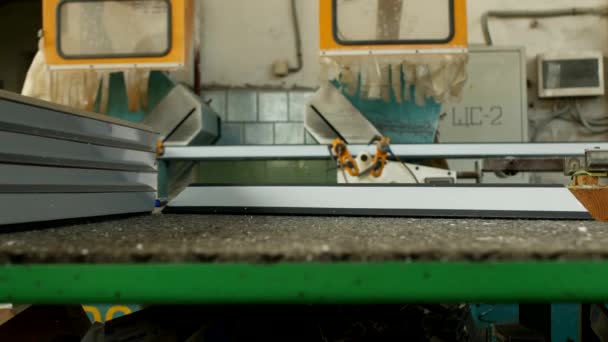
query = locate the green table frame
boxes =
[1,261,607,304]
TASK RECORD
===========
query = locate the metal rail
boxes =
[160,143,608,161]
[4,262,608,303]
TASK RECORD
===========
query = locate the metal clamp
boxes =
[330,138,359,177]
[156,140,165,158]
[369,136,391,178]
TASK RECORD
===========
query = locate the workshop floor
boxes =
[0,215,606,263]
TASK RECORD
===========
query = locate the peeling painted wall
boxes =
[195,0,320,89]
[469,0,608,143]
[189,0,608,142]
[3,0,607,143]
[193,0,607,86]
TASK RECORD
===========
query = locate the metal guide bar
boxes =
[0,131,157,172]
[0,164,157,189]
[166,185,591,220]
[0,121,155,153]
[0,89,155,132]
[0,192,156,226]
[160,143,608,161]
[0,185,154,194]
[0,154,156,173]
[0,93,157,152]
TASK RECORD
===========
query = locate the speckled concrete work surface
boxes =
[0,215,606,263]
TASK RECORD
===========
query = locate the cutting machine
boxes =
[3,0,608,225]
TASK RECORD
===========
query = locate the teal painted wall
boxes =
[336,70,442,144]
[346,86,442,144]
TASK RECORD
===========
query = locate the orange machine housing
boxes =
[319,0,468,56]
[42,0,194,70]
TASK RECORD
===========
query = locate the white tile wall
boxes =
[275,123,305,144]
[227,90,258,122]
[206,89,315,145]
[288,92,311,122]
[259,92,288,122]
[245,123,275,145]
[202,90,227,121]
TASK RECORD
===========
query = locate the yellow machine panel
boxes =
[319,0,467,56]
[43,0,193,70]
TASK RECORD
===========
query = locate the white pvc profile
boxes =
[168,185,590,220]
[160,143,608,161]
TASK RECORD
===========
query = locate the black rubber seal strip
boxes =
[185,183,568,189]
